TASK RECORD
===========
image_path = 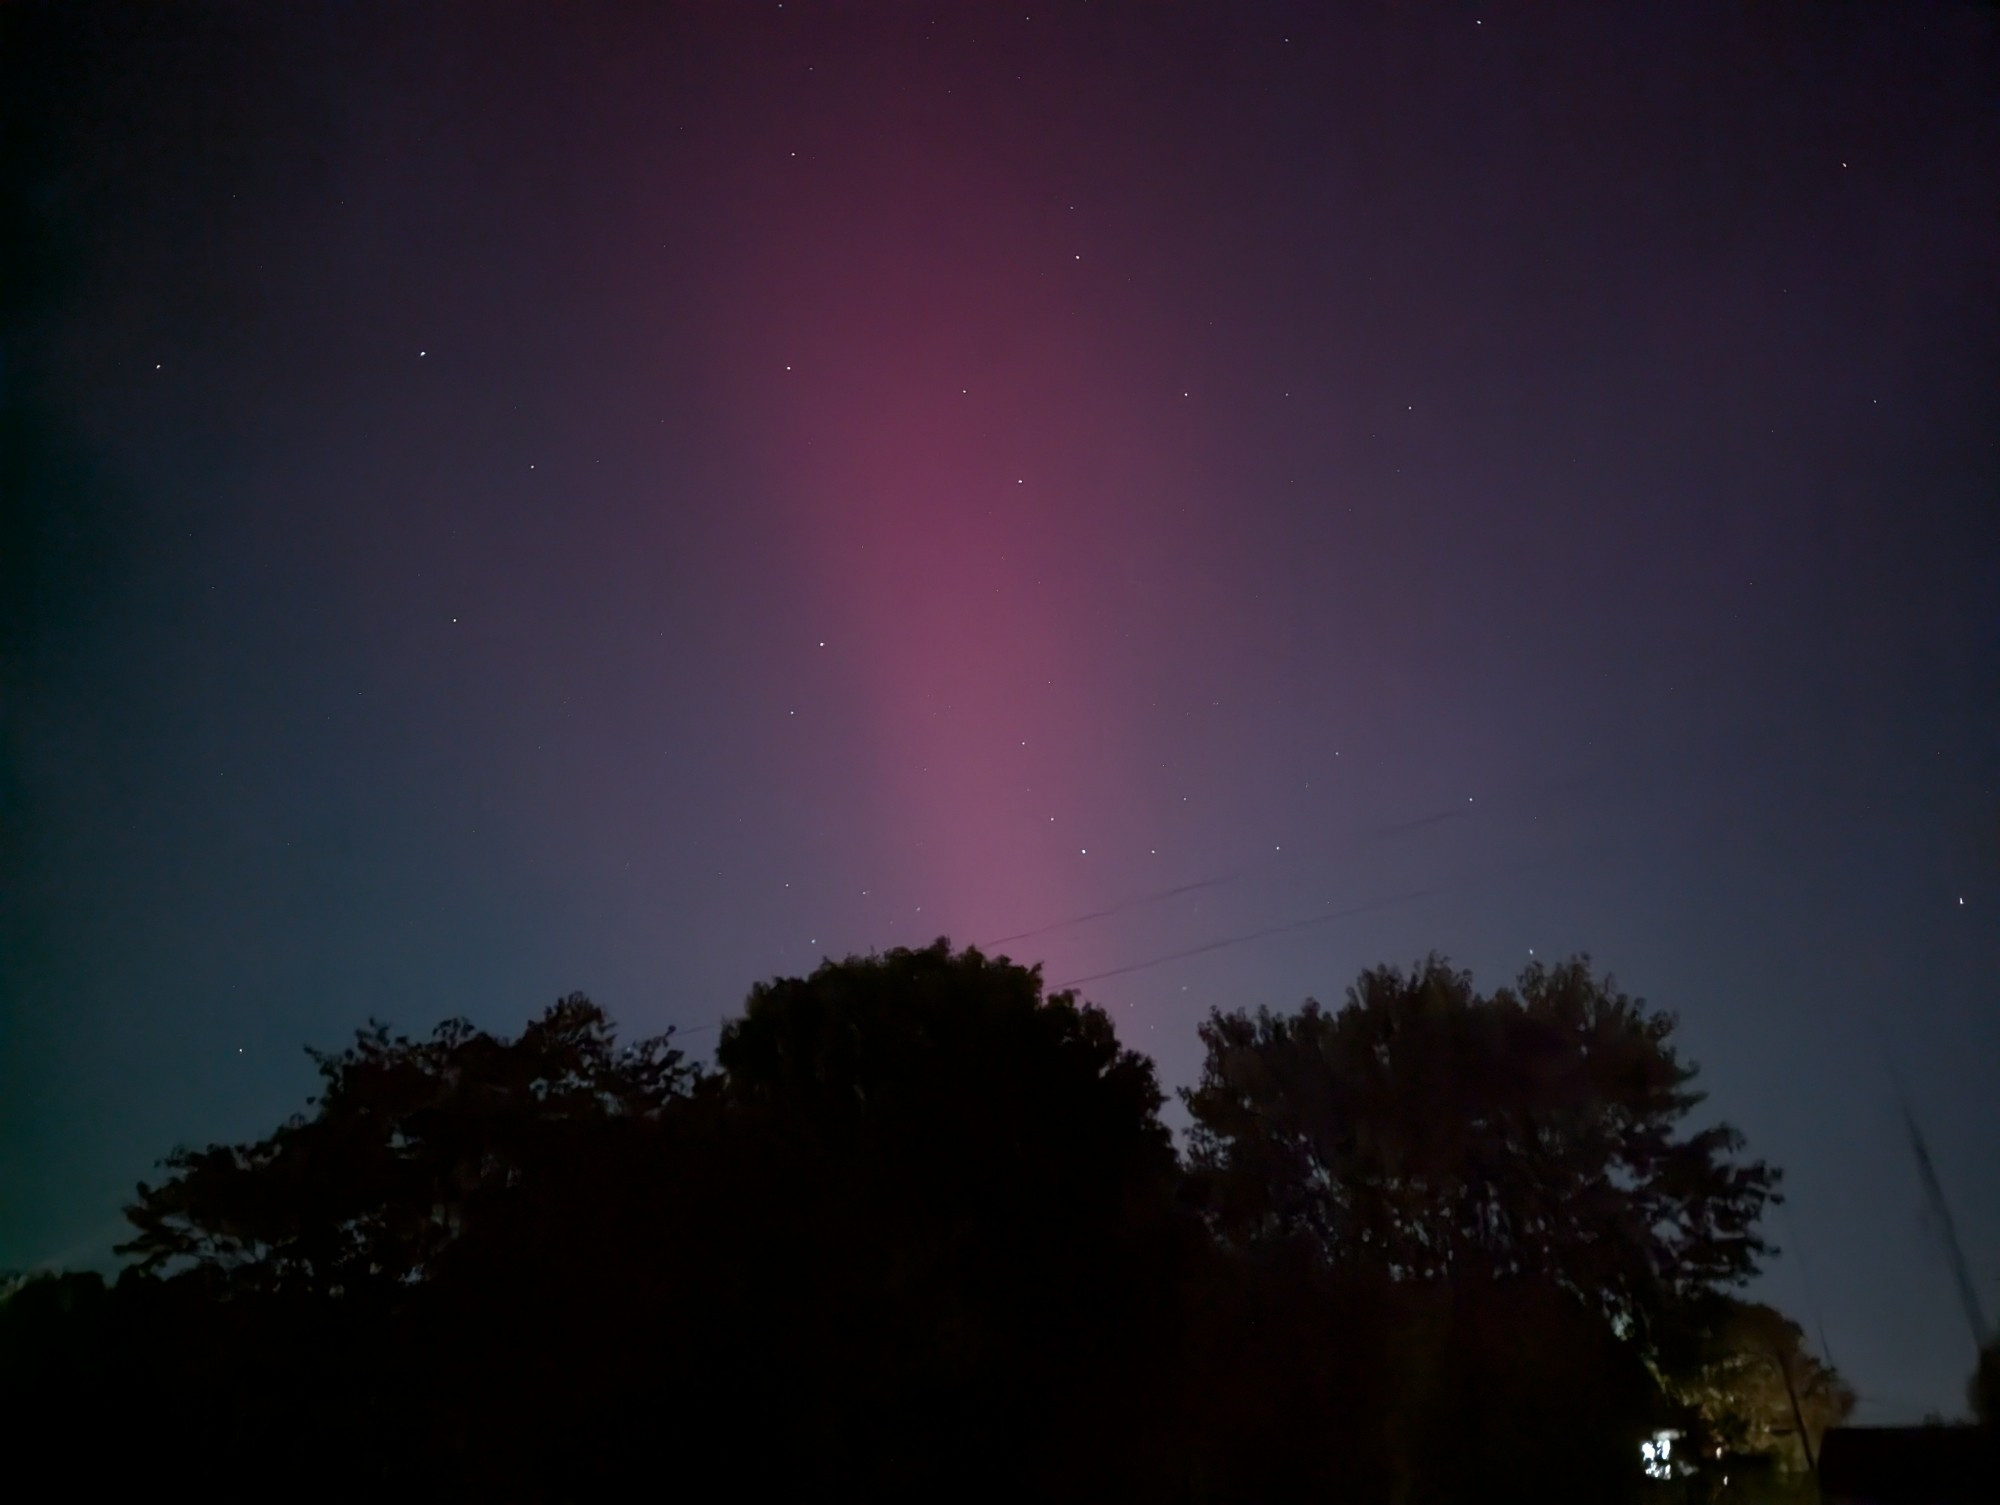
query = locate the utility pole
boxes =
[1767,1348,1817,1475]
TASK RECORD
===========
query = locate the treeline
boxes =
[4,943,1846,1501]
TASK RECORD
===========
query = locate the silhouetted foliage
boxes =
[118,994,691,1293]
[718,938,1175,1248]
[1973,1339,2000,1428]
[1184,954,1780,1356]
[690,942,1187,1495]
[1666,1297,1854,1471]
[4,944,1790,1502]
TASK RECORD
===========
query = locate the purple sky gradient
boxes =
[4,2,1996,1422]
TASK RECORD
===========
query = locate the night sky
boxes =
[4,2,1996,1422]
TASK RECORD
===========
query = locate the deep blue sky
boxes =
[4,2,1996,1422]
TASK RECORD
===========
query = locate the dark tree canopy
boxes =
[1972,1340,1999,1428]
[706,942,1185,1494]
[3,944,1807,1502]
[1183,955,1780,1348]
[118,994,690,1293]
[719,939,1174,1206]
[1666,1298,1855,1469]
[66,944,1197,1500]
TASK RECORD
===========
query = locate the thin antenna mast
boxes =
[1875,1023,1990,1355]
[1900,1099,1991,1352]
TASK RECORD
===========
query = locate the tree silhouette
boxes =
[1667,1298,1854,1471]
[5,945,1807,1501]
[701,940,1188,1496]
[1972,1339,1999,1427]
[118,994,690,1293]
[719,938,1174,1212]
[1183,954,1780,1352]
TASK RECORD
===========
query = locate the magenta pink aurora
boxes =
[700,154,1240,970]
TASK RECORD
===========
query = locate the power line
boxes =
[981,762,1601,957]
[1052,852,1572,991]
[981,804,1476,953]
